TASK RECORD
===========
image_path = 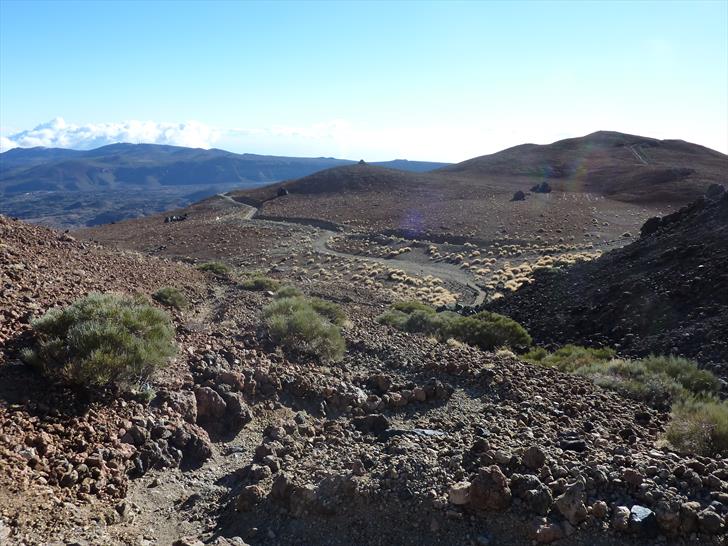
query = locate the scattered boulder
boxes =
[469,465,512,511]
[554,478,587,525]
[511,190,526,202]
[531,181,552,194]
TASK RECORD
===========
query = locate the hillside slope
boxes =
[488,188,728,371]
[438,131,728,204]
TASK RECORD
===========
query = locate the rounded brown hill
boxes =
[437,131,728,204]
[488,188,728,373]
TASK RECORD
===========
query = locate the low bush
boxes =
[309,297,347,326]
[21,293,176,390]
[241,275,280,291]
[640,355,720,396]
[527,346,719,409]
[152,286,189,310]
[262,296,345,361]
[196,261,230,275]
[452,311,532,351]
[523,344,615,372]
[275,285,303,299]
[666,397,728,456]
[575,359,686,409]
[377,302,531,351]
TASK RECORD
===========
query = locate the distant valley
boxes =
[0,143,449,228]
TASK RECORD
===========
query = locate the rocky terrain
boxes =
[489,187,728,378]
[2,197,728,544]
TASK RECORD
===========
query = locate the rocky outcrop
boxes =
[490,192,728,372]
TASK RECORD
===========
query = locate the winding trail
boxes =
[216,194,486,306]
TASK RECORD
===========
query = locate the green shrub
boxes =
[640,355,720,396]
[275,285,303,299]
[241,275,280,291]
[392,300,435,314]
[666,397,728,456]
[262,296,345,361]
[527,346,718,408]
[309,297,347,326]
[152,286,189,310]
[21,293,176,390]
[576,359,685,409]
[377,309,409,329]
[377,302,531,351]
[524,344,615,372]
[196,261,230,275]
[451,311,532,351]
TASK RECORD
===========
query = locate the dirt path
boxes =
[217,194,486,306]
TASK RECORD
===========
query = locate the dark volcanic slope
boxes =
[438,131,728,204]
[489,190,728,370]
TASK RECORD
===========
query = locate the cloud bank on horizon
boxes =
[0,118,220,151]
[3,117,727,162]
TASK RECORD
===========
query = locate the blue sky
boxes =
[1,0,726,161]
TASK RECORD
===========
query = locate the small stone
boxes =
[237,485,265,512]
[534,522,564,543]
[591,500,608,519]
[629,505,658,537]
[522,446,546,470]
[448,481,471,505]
[698,509,725,535]
[554,478,587,525]
[612,506,630,532]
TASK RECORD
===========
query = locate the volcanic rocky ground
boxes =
[2,179,728,544]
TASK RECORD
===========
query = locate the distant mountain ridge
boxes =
[0,143,450,194]
[0,143,450,228]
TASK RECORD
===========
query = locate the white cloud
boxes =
[0,118,220,151]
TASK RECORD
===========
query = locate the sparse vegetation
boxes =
[523,344,616,372]
[526,344,725,454]
[378,301,532,351]
[196,261,230,275]
[21,293,176,390]
[275,285,303,299]
[525,347,719,407]
[666,397,728,456]
[152,286,189,310]
[262,295,346,361]
[241,275,280,291]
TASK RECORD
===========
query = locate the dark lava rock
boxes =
[352,414,390,434]
[629,505,659,537]
[559,432,587,452]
